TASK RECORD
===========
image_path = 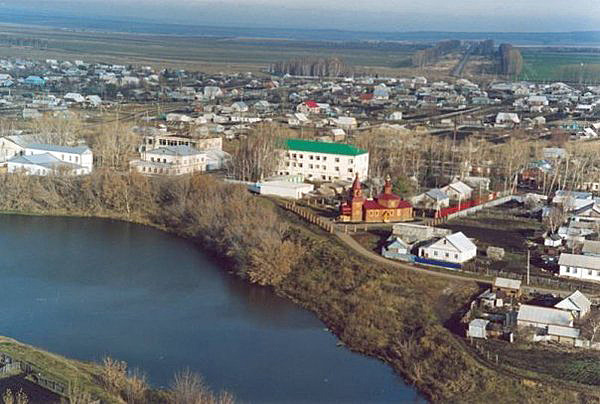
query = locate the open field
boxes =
[518,48,600,82]
[0,24,423,74]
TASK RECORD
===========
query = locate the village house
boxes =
[558,253,600,282]
[130,145,207,176]
[278,139,369,182]
[441,180,473,202]
[517,304,574,329]
[411,189,450,212]
[418,232,477,264]
[381,236,412,261]
[554,290,591,319]
[339,175,413,223]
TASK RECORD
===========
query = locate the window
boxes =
[299,163,303,168]
[309,155,314,160]
[335,166,340,171]
[299,154,303,159]
[322,175,326,180]
[323,157,327,161]
[564,267,570,273]
[434,251,438,256]
[454,254,458,259]
[151,157,154,162]
[589,270,593,276]
[348,168,353,173]
[445,253,449,258]
[349,159,354,164]
[316,156,320,160]
[75,156,78,163]
[309,164,313,169]
[335,157,340,163]
[292,153,297,158]
[286,162,290,167]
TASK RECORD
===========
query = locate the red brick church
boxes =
[339,175,413,222]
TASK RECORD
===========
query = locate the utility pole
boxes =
[527,248,531,285]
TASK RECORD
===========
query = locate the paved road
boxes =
[452,44,475,77]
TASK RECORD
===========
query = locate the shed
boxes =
[547,325,580,345]
[493,277,522,298]
[467,319,489,339]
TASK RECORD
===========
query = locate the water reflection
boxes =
[0,214,421,403]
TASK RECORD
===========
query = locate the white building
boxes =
[257,180,314,200]
[558,253,600,282]
[7,153,89,176]
[517,304,574,329]
[21,143,93,173]
[418,232,477,264]
[441,180,473,201]
[554,290,591,319]
[278,139,369,182]
[130,145,206,176]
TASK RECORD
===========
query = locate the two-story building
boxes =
[23,143,93,173]
[278,139,369,182]
[130,145,206,176]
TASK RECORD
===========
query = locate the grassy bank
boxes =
[0,170,590,402]
[0,336,121,403]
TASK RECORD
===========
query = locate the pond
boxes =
[0,215,422,403]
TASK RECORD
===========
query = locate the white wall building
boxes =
[7,153,89,176]
[130,145,206,176]
[278,139,369,182]
[558,253,600,282]
[23,143,93,173]
[418,232,477,264]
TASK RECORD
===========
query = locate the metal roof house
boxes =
[418,232,477,264]
[517,304,573,329]
[558,253,600,282]
[554,290,591,319]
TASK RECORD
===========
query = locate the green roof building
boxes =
[279,138,369,182]
[284,139,367,156]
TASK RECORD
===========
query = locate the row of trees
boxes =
[411,40,462,68]
[0,170,304,287]
[269,56,349,77]
[498,43,523,76]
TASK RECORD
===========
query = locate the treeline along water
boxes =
[0,214,421,403]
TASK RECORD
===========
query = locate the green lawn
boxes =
[518,49,600,82]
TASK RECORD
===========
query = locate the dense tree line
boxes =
[0,171,304,287]
[0,36,48,49]
[411,40,462,67]
[472,39,495,56]
[269,56,348,77]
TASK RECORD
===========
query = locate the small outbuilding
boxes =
[467,319,490,339]
[493,277,522,298]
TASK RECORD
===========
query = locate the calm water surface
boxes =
[0,215,422,403]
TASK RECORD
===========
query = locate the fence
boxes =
[414,256,462,270]
[282,202,335,233]
[0,353,68,397]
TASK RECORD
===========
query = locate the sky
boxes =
[2,0,600,32]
